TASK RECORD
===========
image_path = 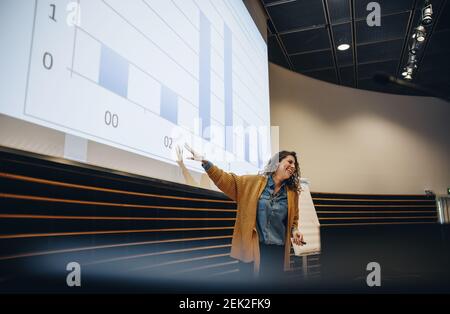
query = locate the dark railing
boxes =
[312,191,437,226]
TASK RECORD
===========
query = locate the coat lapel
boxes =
[287,189,295,229]
[251,176,268,229]
[256,176,268,200]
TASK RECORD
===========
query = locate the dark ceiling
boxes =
[261,0,450,99]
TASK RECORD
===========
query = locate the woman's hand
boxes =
[175,145,184,165]
[184,143,204,162]
[292,230,305,246]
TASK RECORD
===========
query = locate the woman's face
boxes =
[275,155,296,181]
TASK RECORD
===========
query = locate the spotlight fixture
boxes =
[401,68,409,77]
[403,62,417,80]
[422,1,433,25]
[399,1,433,81]
[337,43,350,51]
[409,47,417,55]
[404,69,413,80]
[414,26,426,42]
[408,54,417,64]
[409,40,420,54]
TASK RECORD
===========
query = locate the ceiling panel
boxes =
[426,29,450,55]
[358,60,399,80]
[267,18,276,35]
[268,35,290,68]
[267,0,326,32]
[356,12,410,44]
[419,66,450,82]
[281,27,330,54]
[357,39,403,63]
[327,0,351,24]
[421,51,450,71]
[339,65,355,87]
[291,50,334,71]
[354,0,414,19]
[332,22,352,46]
[434,0,450,31]
[336,47,354,66]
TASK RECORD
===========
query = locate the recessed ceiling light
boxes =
[337,44,350,51]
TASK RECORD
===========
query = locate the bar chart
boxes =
[6,0,271,173]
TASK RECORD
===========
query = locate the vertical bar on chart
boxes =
[224,24,233,153]
[160,85,178,124]
[199,12,211,140]
[98,45,129,98]
[257,130,262,168]
[244,121,250,163]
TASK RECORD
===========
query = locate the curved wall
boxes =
[269,63,450,194]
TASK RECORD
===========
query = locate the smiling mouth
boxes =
[286,168,294,176]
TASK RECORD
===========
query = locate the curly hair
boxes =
[260,151,301,193]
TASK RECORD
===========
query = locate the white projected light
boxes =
[337,44,350,51]
[0,0,271,176]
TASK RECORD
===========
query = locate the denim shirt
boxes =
[256,175,288,245]
[202,160,213,171]
[202,161,288,245]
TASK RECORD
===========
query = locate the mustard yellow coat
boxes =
[205,164,299,274]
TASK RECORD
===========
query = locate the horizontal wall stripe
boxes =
[314,204,435,208]
[205,268,239,278]
[0,219,235,236]
[318,215,436,221]
[0,172,235,204]
[0,235,233,261]
[0,155,229,202]
[0,214,236,221]
[320,221,437,227]
[319,216,437,220]
[312,192,435,197]
[319,220,437,225]
[313,201,435,206]
[0,226,234,239]
[128,253,231,272]
[0,205,236,219]
[173,260,238,275]
[314,190,438,226]
[0,193,237,212]
[85,244,232,265]
[316,210,436,214]
[313,197,435,202]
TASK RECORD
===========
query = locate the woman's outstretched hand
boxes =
[184,143,204,162]
[175,145,184,165]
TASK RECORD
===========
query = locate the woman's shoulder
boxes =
[239,174,266,182]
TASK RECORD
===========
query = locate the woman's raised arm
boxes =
[184,144,238,201]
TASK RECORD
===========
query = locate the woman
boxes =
[184,145,305,281]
